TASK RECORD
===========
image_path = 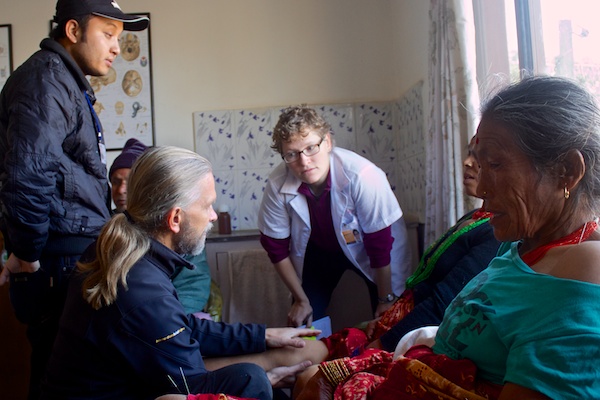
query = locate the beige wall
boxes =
[390,0,430,98]
[0,0,429,161]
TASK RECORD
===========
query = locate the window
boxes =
[475,0,600,99]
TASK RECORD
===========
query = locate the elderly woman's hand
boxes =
[364,317,380,339]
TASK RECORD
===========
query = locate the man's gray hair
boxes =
[80,146,213,309]
[127,146,213,234]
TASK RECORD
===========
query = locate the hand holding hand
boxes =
[265,327,321,349]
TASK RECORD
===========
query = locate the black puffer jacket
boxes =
[0,38,110,261]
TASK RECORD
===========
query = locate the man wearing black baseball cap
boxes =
[0,1,148,399]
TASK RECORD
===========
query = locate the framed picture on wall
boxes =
[0,24,13,92]
[89,13,155,150]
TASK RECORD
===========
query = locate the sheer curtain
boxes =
[424,0,480,246]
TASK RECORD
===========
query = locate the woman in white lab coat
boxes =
[258,106,412,328]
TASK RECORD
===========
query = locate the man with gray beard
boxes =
[42,146,316,400]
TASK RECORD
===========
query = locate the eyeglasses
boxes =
[282,138,325,163]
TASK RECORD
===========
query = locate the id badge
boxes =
[342,208,361,244]
[342,229,362,244]
[98,142,107,166]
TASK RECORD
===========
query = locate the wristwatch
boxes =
[378,293,397,304]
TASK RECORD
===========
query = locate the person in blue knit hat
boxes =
[109,138,149,213]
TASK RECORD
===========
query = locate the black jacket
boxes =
[0,38,110,261]
[42,239,267,400]
[380,211,501,351]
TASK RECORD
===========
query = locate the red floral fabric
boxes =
[321,328,369,359]
[321,290,415,359]
[330,346,502,400]
[371,289,415,339]
[186,394,254,400]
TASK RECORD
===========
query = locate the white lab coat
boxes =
[258,147,412,295]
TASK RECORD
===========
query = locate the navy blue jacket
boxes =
[42,239,267,400]
[0,38,110,261]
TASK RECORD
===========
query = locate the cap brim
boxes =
[93,12,149,31]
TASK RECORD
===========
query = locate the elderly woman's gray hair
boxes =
[480,75,600,213]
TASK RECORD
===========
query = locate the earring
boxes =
[564,185,570,199]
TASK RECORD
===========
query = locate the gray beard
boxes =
[176,222,213,256]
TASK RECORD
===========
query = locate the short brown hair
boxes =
[271,105,332,154]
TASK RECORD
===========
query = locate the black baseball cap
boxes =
[54,0,149,31]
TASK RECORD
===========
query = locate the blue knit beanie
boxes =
[109,138,148,179]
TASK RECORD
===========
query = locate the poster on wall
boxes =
[89,13,155,150]
[0,24,13,92]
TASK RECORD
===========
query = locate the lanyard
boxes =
[84,91,107,166]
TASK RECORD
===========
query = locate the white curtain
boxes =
[425,0,480,246]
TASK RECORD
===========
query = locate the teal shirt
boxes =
[172,250,211,315]
[433,242,600,399]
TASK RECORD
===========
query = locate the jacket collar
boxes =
[40,38,96,101]
[146,238,196,278]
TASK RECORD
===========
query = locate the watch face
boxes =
[379,294,395,303]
